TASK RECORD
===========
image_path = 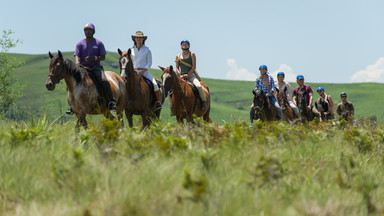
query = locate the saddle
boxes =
[142,76,162,104]
[187,82,200,98]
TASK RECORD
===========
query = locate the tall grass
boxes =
[1,117,384,216]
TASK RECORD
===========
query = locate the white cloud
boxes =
[226,58,257,81]
[350,57,384,83]
[270,64,296,83]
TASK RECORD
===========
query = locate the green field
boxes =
[8,52,384,123]
[1,118,384,215]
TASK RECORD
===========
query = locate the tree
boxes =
[0,30,23,115]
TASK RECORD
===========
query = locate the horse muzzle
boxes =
[46,80,56,91]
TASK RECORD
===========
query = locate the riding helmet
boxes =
[317,87,325,92]
[259,65,268,70]
[84,23,95,33]
[277,72,285,77]
[340,92,347,96]
[296,75,304,80]
[181,40,190,45]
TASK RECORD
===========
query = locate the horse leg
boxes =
[203,107,211,123]
[142,114,150,128]
[126,110,133,128]
[104,111,116,121]
[75,118,81,133]
[79,115,88,129]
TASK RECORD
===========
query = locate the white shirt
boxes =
[130,45,152,70]
[275,81,293,101]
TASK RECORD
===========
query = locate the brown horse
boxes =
[276,87,297,122]
[117,48,165,127]
[160,65,211,124]
[251,90,279,122]
[295,90,314,122]
[45,51,125,131]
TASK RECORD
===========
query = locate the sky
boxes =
[1,0,384,83]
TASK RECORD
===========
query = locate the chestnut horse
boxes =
[160,65,211,124]
[276,87,297,122]
[295,90,314,122]
[45,51,125,131]
[117,48,165,127]
[251,90,279,122]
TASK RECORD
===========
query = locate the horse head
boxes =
[276,87,288,111]
[252,90,266,111]
[296,90,307,110]
[46,51,65,91]
[118,48,133,79]
[159,65,174,97]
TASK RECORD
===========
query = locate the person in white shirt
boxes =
[275,72,299,115]
[130,31,161,110]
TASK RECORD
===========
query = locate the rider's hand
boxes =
[85,56,95,63]
[307,105,311,110]
[266,93,269,97]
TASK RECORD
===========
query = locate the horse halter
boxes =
[48,62,65,83]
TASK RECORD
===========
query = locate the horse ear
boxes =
[117,48,122,56]
[49,51,54,59]
[169,65,173,71]
[128,48,131,56]
[252,90,256,95]
[284,87,287,93]
[58,50,63,59]
[158,66,165,71]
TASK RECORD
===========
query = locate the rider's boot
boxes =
[154,90,162,111]
[197,87,207,111]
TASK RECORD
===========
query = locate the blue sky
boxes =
[1,0,383,83]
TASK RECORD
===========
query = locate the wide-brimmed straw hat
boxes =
[131,31,148,41]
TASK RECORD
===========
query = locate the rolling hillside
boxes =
[8,52,384,122]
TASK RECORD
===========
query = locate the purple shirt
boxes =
[74,38,106,67]
[293,84,313,105]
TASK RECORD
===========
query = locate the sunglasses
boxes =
[341,96,347,98]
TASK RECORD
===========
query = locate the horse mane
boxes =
[51,55,87,84]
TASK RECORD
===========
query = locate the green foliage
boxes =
[1,118,384,215]
[0,30,23,115]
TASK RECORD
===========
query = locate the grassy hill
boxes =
[8,52,384,122]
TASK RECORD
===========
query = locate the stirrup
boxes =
[108,101,117,111]
[66,108,74,115]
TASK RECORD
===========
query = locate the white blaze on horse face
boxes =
[162,73,169,85]
[120,57,128,78]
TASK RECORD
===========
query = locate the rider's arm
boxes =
[175,55,181,76]
[75,56,81,64]
[144,48,152,73]
[328,95,334,113]
[96,55,105,62]
[309,92,313,106]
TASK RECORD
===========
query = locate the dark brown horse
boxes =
[160,65,211,124]
[118,48,165,127]
[295,90,314,122]
[251,90,279,122]
[45,51,125,131]
[276,87,297,122]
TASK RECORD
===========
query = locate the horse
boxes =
[251,90,279,122]
[276,87,297,122]
[117,48,165,127]
[45,51,125,131]
[295,90,314,122]
[159,65,211,124]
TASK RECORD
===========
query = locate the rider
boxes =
[336,92,354,121]
[292,75,319,115]
[175,40,207,110]
[130,31,161,110]
[315,87,335,120]
[275,72,299,115]
[67,23,116,115]
[250,65,283,121]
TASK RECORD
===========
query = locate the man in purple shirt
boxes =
[67,23,116,114]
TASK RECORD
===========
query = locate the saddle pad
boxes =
[188,82,200,98]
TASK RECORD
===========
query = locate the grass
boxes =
[1,117,384,215]
[7,52,384,123]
